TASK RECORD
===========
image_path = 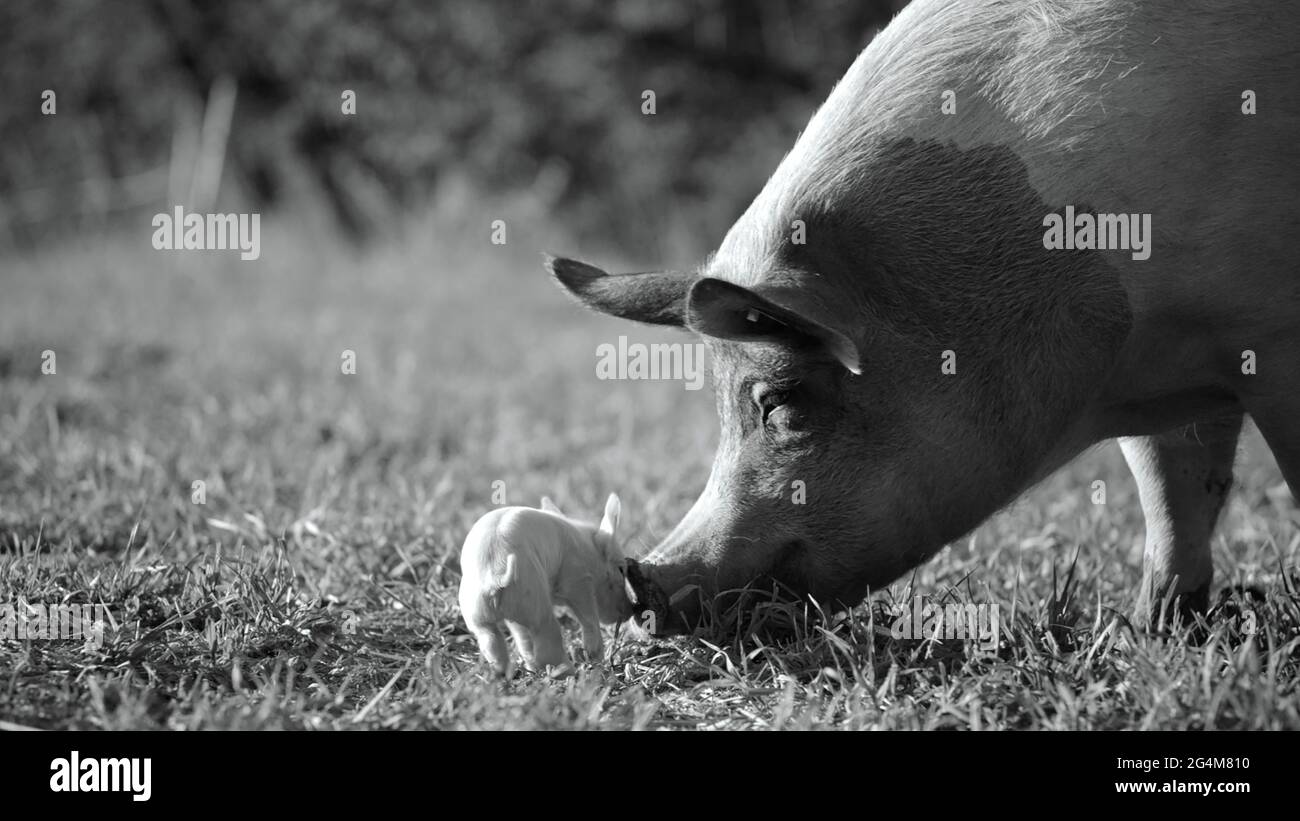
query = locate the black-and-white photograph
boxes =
[0,0,1295,779]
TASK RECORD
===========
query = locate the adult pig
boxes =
[547,0,1300,635]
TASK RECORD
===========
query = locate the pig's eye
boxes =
[757,389,792,425]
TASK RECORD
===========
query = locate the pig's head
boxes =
[549,139,1130,636]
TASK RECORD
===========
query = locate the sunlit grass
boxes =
[1,203,1297,729]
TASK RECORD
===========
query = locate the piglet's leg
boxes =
[531,615,569,672]
[574,588,604,661]
[506,621,538,672]
[472,624,512,678]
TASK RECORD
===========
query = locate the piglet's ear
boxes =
[539,496,564,515]
[599,493,622,540]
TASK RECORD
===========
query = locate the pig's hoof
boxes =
[1136,582,1210,638]
[1208,585,1266,636]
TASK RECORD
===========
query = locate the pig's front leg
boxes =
[1120,414,1242,629]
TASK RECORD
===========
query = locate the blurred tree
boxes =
[0,0,906,253]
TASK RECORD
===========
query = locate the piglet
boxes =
[459,493,634,676]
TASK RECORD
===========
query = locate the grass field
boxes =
[2,204,1298,730]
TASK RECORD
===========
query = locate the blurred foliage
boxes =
[0,0,903,254]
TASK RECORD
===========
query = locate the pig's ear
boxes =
[598,493,622,542]
[546,255,691,328]
[686,277,862,374]
[539,496,564,516]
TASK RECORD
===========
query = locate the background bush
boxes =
[0,0,905,255]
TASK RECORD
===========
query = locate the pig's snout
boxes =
[622,558,671,638]
[622,558,704,638]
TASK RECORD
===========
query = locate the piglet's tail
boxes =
[499,554,517,588]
